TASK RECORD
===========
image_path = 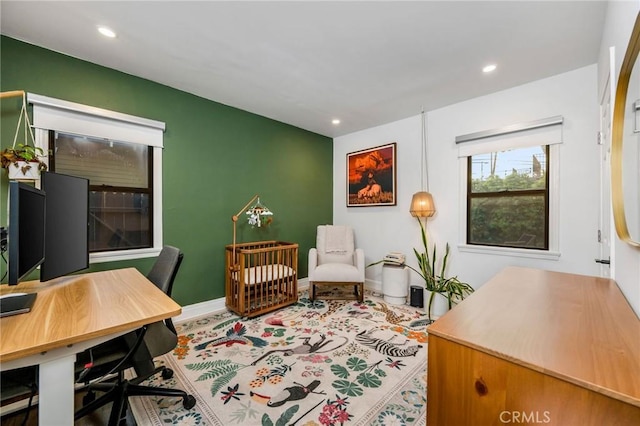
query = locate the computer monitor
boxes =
[40,171,89,282]
[8,182,46,285]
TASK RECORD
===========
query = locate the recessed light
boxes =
[98,26,117,38]
[332,119,341,125]
[483,64,497,73]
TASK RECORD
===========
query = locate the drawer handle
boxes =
[475,378,488,396]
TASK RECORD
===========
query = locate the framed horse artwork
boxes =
[346,142,397,207]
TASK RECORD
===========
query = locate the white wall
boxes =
[333,115,424,292]
[599,1,640,316]
[334,65,601,294]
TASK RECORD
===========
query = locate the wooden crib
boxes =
[225,240,299,317]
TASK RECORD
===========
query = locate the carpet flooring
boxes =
[130,291,428,425]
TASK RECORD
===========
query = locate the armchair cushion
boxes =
[313,263,361,282]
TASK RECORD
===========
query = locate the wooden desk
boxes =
[0,268,182,425]
[427,267,640,425]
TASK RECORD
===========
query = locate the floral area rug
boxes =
[130,292,429,426]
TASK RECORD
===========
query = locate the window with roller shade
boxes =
[456,116,562,257]
[30,93,164,262]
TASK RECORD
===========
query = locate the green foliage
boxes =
[275,406,299,426]
[331,357,388,396]
[229,402,260,424]
[331,364,350,379]
[470,171,546,248]
[346,357,367,372]
[184,359,245,396]
[213,318,239,330]
[408,218,474,319]
[15,144,44,161]
[262,413,272,426]
[1,144,48,172]
[471,171,545,192]
[332,379,364,397]
[356,372,382,388]
[367,219,475,319]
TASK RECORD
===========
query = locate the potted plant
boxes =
[1,143,48,180]
[409,218,474,321]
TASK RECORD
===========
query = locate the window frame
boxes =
[455,117,562,260]
[465,145,550,250]
[29,93,164,263]
[48,130,156,254]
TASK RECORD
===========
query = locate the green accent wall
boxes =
[0,36,333,306]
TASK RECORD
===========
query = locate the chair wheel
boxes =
[183,394,196,409]
[82,390,96,406]
[161,368,174,380]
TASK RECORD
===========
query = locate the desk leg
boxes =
[39,355,74,425]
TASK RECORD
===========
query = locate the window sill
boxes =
[457,244,561,261]
[90,247,162,264]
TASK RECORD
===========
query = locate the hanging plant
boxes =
[1,143,48,175]
[0,90,48,179]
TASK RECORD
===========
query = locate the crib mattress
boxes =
[234,264,295,285]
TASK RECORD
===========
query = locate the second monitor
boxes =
[40,171,90,282]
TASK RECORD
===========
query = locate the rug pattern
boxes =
[130,293,428,426]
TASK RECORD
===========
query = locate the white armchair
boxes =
[308,225,365,302]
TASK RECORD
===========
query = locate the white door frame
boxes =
[598,47,616,278]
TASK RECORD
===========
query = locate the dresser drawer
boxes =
[427,335,640,425]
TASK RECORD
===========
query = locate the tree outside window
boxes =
[467,145,549,250]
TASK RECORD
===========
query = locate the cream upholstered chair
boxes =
[308,225,365,302]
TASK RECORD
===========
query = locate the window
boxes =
[467,146,549,249]
[29,93,164,262]
[456,116,562,257]
[50,132,153,252]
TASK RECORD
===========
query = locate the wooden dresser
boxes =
[426,267,640,425]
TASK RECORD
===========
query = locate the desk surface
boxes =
[427,266,640,407]
[0,268,182,363]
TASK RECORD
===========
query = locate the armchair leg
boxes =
[357,283,364,302]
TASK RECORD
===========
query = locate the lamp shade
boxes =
[410,191,436,217]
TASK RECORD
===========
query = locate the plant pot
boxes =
[7,161,40,180]
[425,290,449,319]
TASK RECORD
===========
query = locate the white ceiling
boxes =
[0,1,607,138]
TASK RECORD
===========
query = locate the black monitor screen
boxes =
[8,182,46,285]
[40,172,89,282]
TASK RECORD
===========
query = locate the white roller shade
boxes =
[457,116,563,157]
[28,93,164,148]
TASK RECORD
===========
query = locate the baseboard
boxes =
[366,278,383,295]
[176,278,386,322]
[175,297,227,322]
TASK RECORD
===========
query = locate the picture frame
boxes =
[347,142,396,207]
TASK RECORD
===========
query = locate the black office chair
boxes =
[74,246,196,425]
[0,366,38,424]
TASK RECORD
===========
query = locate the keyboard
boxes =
[0,293,37,318]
